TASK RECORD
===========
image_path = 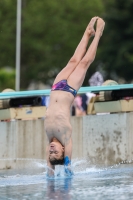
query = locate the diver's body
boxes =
[45,17,105,176]
[45,91,73,146]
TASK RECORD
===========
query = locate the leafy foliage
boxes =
[0,0,105,89]
[21,0,105,88]
[0,68,15,91]
[0,0,16,68]
[100,0,133,82]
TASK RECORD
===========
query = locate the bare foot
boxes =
[86,16,99,37]
[96,18,105,37]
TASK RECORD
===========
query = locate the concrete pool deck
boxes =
[0,112,133,169]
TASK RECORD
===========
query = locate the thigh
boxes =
[53,62,78,85]
[67,63,88,91]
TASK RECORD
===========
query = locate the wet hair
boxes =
[49,154,64,165]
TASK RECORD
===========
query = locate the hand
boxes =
[46,166,55,178]
[86,16,99,37]
[96,18,105,37]
[64,165,74,177]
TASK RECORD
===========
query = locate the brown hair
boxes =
[49,154,64,165]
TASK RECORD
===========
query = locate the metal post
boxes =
[15,0,22,91]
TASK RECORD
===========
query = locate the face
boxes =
[49,141,64,160]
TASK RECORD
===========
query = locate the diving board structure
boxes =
[1,83,133,99]
[0,82,133,120]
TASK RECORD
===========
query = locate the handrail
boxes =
[0,84,133,99]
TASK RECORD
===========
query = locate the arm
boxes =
[46,146,55,177]
[64,133,73,176]
[64,137,72,161]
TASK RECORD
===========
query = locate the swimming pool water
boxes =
[0,160,133,200]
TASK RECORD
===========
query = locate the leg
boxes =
[53,17,98,85]
[67,18,105,90]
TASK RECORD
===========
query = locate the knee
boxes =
[79,59,92,68]
[69,56,81,65]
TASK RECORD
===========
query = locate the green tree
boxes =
[0,0,105,90]
[0,0,16,68]
[21,0,105,88]
[100,0,133,82]
[0,68,15,91]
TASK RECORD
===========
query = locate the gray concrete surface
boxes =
[0,112,133,169]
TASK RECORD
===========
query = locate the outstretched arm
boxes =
[46,146,55,177]
[64,138,72,161]
[64,132,73,176]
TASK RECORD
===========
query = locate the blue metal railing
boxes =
[0,84,133,99]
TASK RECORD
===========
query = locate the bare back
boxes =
[44,90,74,146]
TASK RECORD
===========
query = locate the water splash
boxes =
[0,158,133,186]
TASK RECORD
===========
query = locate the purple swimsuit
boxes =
[51,80,77,97]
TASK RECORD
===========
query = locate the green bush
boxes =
[0,68,15,91]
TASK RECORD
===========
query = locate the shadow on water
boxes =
[0,158,133,199]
